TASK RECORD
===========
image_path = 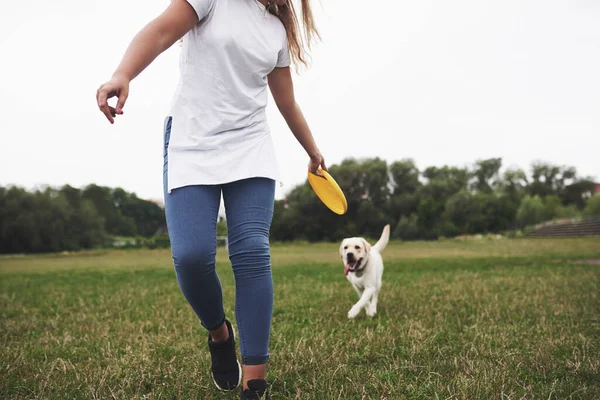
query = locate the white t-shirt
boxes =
[166,0,290,193]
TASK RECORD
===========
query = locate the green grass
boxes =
[1,238,599,399]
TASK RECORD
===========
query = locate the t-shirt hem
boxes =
[167,174,283,193]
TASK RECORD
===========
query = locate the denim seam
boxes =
[236,297,249,365]
[243,354,269,365]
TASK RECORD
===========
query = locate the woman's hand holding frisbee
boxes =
[308,152,327,177]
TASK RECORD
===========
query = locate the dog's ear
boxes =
[361,238,371,253]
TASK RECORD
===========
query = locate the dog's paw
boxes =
[347,306,361,319]
[366,307,376,317]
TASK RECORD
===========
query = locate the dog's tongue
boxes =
[344,263,354,276]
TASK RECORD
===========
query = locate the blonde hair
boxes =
[267,0,320,68]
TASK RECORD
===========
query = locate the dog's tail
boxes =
[373,224,390,253]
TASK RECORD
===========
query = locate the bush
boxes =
[152,234,171,249]
[583,195,600,217]
[439,221,460,238]
[106,235,170,250]
[542,195,580,220]
[554,204,580,219]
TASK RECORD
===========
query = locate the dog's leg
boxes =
[366,290,379,317]
[351,285,366,313]
[348,287,375,319]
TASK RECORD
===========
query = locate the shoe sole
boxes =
[212,323,242,391]
[213,360,242,392]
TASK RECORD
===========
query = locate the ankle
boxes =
[209,322,229,343]
[242,364,267,390]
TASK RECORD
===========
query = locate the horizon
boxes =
[3,155,596,213]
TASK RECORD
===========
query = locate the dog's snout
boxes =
[347,252,355,260]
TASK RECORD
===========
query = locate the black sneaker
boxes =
[208,319,241,391]
[241,379,270,400]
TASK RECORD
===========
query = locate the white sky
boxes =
[1,0,599,203]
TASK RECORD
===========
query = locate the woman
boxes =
[96,0,324,398]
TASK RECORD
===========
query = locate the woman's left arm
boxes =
[268,67,327,175]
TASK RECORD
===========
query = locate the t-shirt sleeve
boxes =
[186,0,216,21]
[276,35,291,68]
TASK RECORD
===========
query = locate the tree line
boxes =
[0,185,165,254]
[271,158,600,242]
[1,158,599,254]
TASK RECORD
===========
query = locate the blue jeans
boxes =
[163,117,275,365]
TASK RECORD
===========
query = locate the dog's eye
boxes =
[355,245,360,250]
[344,246,348,250]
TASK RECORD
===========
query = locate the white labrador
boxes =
[340,224,390,319]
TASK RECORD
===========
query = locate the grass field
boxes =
[1,238,599,399]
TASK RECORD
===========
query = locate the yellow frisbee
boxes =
[307,169,348,215]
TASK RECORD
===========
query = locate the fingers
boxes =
[308,154,327,177]
[316,162,324,176]
[320,158,328,171]
[96,79,128,123]
[309,162,324,177]
[115,87,128,114]
[96,85,114,124]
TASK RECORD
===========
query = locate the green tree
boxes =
[393,214,420,240]
[480,194,518,232]
[443,191,483,234]
[119,192,165,237]
[528,162,580,200]
[388,159,421,223]
[361,158,389,209]
[540,195,580,221]
[0,187,41,253]
[516,195,545,228]
[390,159,420,194]
[270,158,595,242]
[499,167,528,204]
[82,184,137,236]
[80,185,164,237]
[422,166,470,196]
[471,158,502,194]
[414,168,469,239]
[0,186,105,254]
[562,179,596,209]
[416,197,444,239]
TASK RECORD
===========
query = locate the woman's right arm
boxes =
[96,0,199,123]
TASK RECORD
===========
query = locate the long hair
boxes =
[267,0,320,68]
